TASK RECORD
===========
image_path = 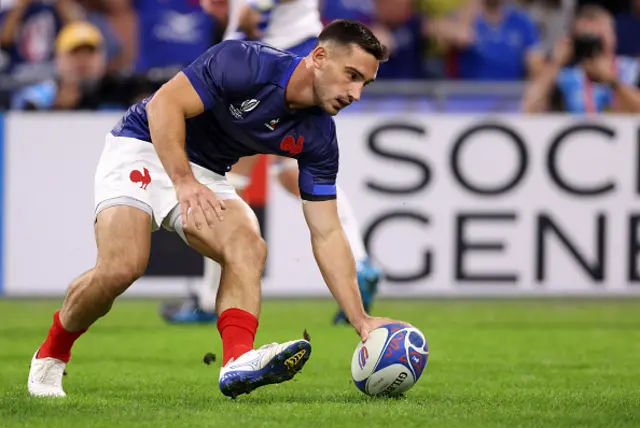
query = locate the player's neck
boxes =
[284,57,316,110]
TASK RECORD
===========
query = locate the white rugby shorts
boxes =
[94,133,240,237]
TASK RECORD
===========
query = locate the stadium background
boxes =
[0,0,638,298]
[1,2,639,427]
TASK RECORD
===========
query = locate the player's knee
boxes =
[223,228,267,271]
[97,258,147,295]
[110,264,145,288]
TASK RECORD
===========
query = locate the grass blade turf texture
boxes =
[1,299,639,427]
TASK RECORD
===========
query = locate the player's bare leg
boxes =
[177,198,310,398]
[28,206,152,397]
[160,155,258,323]
[183,199,264,317]
[274,158,381,323]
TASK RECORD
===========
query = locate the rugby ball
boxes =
[351,323,428,396]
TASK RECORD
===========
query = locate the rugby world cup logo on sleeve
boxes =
[240,99,260,112]
[229,99,260,119]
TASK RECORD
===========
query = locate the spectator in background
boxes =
[522,5,640,113]
[518,0,576,56]
[615,0,640,58]
[0,0,81,84]
[11,21,155,110]
[371,0,426,79]
[80,0,137,72]
[73,0,127,72]
[417,0,477,78]
[430,0,545,80]
[131,0,223,76]
[201,0,230,33]
[320,0,375,25]
[576,0,628,16]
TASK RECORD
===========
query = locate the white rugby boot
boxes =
[27,350,67,397]
[219,339,311,398]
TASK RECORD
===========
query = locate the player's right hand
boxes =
[175,178,226,230]
[355,315,411,343]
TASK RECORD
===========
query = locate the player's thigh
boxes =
[182,198,265,267]
[231,155,261,177]
[95,205,152,281]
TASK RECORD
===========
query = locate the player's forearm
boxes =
[310,228,367,326]
[146,97,195,186]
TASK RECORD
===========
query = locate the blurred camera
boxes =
[572,34,603,63]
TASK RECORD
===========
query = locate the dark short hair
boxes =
[317,19,389,61]
[575,4,611,21]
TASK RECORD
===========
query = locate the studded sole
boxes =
[220,341,312,399]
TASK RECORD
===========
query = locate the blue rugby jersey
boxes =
[112,40,338,201]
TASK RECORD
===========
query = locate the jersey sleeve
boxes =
[182,40,259,109]
[297,125,339,202]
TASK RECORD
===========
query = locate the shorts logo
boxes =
[130,167,151,190]
[280,135,304,156]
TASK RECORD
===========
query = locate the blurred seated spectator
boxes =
[130,0,224,78]
[576,0,628,16]
[73,0,127,72]
[11,21,157,110]
[522,5,640,113]
[518,0,576,56]
[201,0,229,40]
[0,0,81,85]
[417,0,476,78]
[320,0,375,25]
[371,0,426,79]
[428,0,545,80]
[615,0,640,58]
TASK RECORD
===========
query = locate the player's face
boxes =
[312,44,379,116]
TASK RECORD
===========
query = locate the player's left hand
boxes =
[175,178,226,230]
[355,315,411,343]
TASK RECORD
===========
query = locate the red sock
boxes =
[217,308,259,366]
[37,311,87,363]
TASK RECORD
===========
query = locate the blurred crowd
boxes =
[0,0,639,113]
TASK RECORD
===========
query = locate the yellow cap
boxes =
[55,21,104,54]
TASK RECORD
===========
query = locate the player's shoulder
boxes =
[216,39,301,85]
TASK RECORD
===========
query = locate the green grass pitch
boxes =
[1,298,639,427]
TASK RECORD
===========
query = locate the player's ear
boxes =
[311,45,327,69]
